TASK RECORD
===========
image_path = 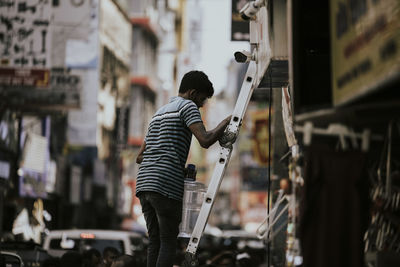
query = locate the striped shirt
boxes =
[136,96,202,201]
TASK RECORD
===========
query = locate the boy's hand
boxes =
[219,116,237,149]
[219,130,237,148]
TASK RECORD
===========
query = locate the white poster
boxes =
[21,133,47,173]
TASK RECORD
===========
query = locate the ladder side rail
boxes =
[185,61,258,256]
[186,147,232,254]
[228,61,258,134]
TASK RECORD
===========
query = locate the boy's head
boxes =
[179,71,214,107]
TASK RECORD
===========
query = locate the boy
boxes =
[136,70,231,267]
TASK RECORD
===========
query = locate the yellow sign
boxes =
[330,0,400,106]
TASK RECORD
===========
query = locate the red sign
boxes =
[0,68,50,87]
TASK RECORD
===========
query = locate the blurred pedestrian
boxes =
[100,247,120,267]
[110,254,135,267]
[42,256,61,267]
[136,70,232,267]
[60,251,83,267]
[83,248,102,267]
[235,252,252,267]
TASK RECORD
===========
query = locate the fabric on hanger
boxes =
[299,145,370,267]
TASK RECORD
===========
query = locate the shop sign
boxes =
[238,105,272,168]
[0,0,52,69]
[0,71,81,110]
[330,0,400,106]
[251,110,271,166]
[50,72,81,89]
[0,68,49,87]
[237,104,272,191]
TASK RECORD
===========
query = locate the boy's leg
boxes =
[139,193,161,267]
[149,193,182,267]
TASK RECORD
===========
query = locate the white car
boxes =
[43,229,147,258]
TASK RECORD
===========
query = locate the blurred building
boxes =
[0,0,185,239]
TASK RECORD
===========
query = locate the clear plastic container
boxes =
[182,181,206,208]
[179,179,207,238]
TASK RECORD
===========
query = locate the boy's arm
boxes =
[136,141,146,164]
[189,116,231,149]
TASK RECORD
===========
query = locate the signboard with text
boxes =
[330,0,400,105]
[238,103,272,191]
[0,0,52,69]
[0,68,49,87]
[0,71,81,110]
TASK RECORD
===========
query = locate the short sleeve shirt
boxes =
[136,96,202,201]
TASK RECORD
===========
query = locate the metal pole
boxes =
[0,186,4,239]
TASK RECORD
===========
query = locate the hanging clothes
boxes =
[299,145,370,267]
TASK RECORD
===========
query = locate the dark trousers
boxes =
[139,192,182,267]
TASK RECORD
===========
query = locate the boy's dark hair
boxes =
[179,70,214,97]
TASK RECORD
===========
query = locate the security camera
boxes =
[234,50,255,63]
[239,0,265,21]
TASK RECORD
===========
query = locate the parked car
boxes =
[0,251,24,267]
[43,229,148,259]
[1,241,51,266]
